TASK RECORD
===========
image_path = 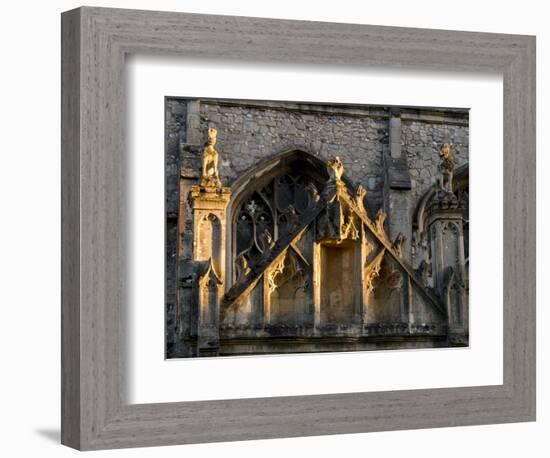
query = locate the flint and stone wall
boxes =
[402,118,469,208]
[165,98,469,357]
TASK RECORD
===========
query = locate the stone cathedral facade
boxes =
[166,99,469,358]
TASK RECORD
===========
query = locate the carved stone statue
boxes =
[326,156,345,182]
[200,127,222,188]
[438,143,455,193]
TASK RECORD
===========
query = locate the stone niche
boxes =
[320,241,361,326]
[196,214,222,270]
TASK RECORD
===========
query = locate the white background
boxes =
[129,58,503,403]
[0,0,546,457]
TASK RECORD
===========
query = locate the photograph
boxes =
[165,97,470,358]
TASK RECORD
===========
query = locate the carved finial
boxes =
[326,156,345,182]
[375,209,387,239]
[438,143,455,193]
[200,127,222,188]
[355,185,368,215]
[364,249,385,297]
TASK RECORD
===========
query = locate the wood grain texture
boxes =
[61,6,536,450]
[60,7,81,450]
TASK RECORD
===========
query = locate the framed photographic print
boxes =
[61,6,536,450]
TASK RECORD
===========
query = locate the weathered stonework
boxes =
[402,117,469,207]
[165,98,469,358]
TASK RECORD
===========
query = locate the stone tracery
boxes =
[233,173,321,274]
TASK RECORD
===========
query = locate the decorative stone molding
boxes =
[364,249,385,298]
[364,322,445,337]
[354,185,368,216]
[267,253,287,293]
[341,214,360,241]
[198,257,223,289]
[374,209,388,240]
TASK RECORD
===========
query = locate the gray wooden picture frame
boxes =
[61,6,536,451]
